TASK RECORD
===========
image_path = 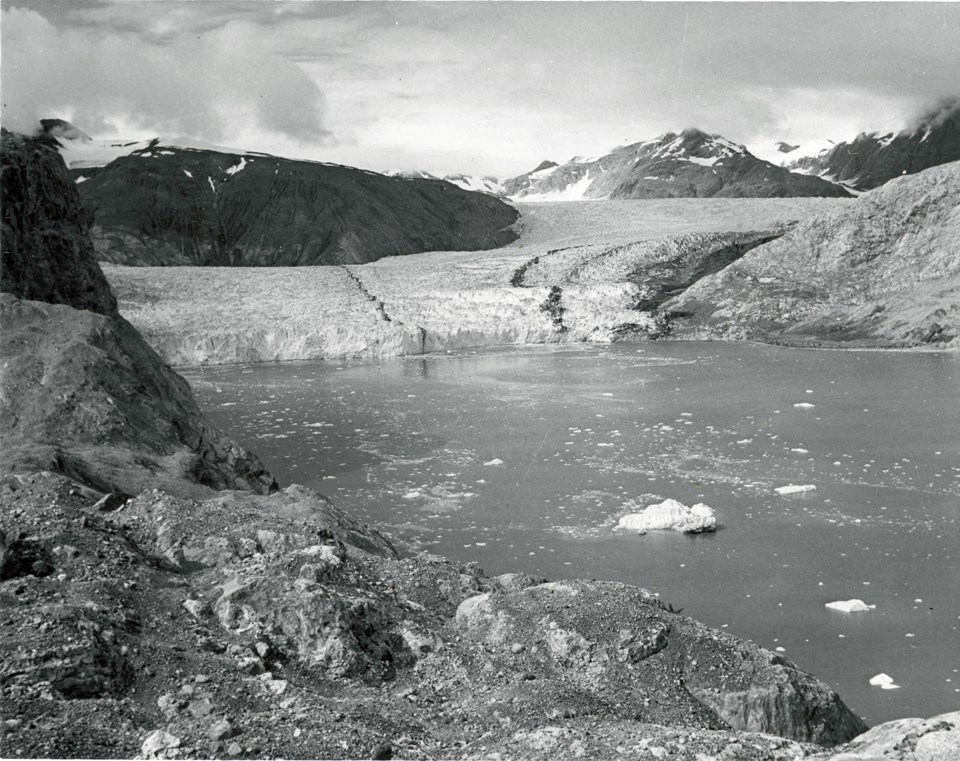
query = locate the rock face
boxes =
[786,99,960,191]
[0,131,276,496]
[62,137,518,266]
[0,472,869,759]
[503,129,850,200]
[1,130,117,316]
[664,161,960,347]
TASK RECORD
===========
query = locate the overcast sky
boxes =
[2,1,958,176]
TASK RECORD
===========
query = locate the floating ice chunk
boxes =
[617,498,716,534]
[790,448,810,454]
[869,673,900,690]
[793,402,816,409]
[826,599,876,613]
[483,458,504,466]
[402,491,421,500]
[736,438,753,444]
[774,484,817,495]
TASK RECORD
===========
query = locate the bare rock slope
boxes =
[664,161,960,347]
[0,131,276,496]
[1,472,870,759]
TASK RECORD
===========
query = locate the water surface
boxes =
[185,343,959,725]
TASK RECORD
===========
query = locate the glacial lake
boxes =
[183,342,959,725]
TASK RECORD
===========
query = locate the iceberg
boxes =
[617,498,717,534]
[869,673,900,690]
[825,599,875,613]
[774,484,817,495]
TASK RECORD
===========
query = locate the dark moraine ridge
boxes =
[71,142,519,266]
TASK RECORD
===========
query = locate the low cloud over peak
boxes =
[0,7,330,146]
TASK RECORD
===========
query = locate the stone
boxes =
[208,719,236,741]
[141,730,181,759]
[92,492,130,512]
[182,598,207,620]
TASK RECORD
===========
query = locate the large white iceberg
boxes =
[869,673,901,690]
[617,498,717,534]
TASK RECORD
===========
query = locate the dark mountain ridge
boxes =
[43,121,519,266]
[786,99,960,190]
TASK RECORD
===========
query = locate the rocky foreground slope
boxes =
[663,161,960,348]
[47,122,518,266]
[503,130,849,201]
[0,130,275,497]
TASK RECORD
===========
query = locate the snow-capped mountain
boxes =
[387,169,504,196]
[503,129,850,201]
[774,100,960,191]
[38,120,518,267]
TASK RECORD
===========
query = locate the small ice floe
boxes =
[617,498,716,534]
[869,673,901,690]
[793,402,816,409]
[483,458,504,466]
[790,448,810,454]
[402,491,421,500]
[774,484,817,495]
[825,599,876,613]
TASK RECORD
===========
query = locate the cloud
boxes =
[0,6,330,144]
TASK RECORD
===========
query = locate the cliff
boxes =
[70,142,519,266]
[0,131,276,496]
[663,161,960,347]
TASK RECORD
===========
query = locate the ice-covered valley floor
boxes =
[106,198,851,366]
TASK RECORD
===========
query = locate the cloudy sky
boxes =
[2,1,958,176]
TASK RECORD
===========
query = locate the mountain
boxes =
[503,129,851,201]
[388,169,505,196]
[662,160,960,347]
[40,121,519,266]
[780,99,960,190]
[0,129,277,496]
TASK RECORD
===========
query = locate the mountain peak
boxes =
[38,118,92,143]
[532,160,558,173]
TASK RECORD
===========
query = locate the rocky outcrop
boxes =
[1,130,117,316]
[0,131,276,496]
[1,471,869,759]
[504,129,850,200]
[786,99,960,191]
[664,161,960,347]
[69,141,518,266]
[811,710,960,761]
